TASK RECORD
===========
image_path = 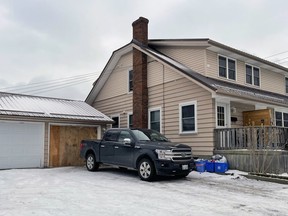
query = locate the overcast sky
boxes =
[1,0,288,101]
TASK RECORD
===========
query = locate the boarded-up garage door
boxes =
[49,125,97,167]
[0,121,44,169]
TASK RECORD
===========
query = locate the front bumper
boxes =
[154,159,195,176]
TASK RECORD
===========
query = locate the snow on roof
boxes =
[0,92,112,122]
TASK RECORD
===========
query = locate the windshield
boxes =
[144,130,169,142]
[131,130,150,141]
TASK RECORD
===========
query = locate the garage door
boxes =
[49,125,97,167]
[0,121,45,169]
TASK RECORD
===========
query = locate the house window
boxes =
[246,64,260,86]
[149,109,161,132]
[218,56,236,80]
[128,70,133,92]
[284,113,288,127]
[128,114,133,128]
[285,77,288,94]
[275,111,288,127]
[111,116,120,128]
[179,101,197,133]
[276,112,282,126]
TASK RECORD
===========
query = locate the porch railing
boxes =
[214,126,288,150]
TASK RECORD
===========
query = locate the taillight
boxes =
[80,142,85,149]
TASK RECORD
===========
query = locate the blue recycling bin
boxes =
[215,162,228,173]
[195,160,206,172]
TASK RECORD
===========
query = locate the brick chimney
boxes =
[132,17,149,128]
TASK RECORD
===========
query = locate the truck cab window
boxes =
[103,130,119,141]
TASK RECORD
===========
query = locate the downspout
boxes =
[162,64,165,135]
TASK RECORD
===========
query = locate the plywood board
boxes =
[243,109,272,126]
[49,126,97,167]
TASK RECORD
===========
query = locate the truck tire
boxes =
[137,158,156,181]
[86,153,99,171]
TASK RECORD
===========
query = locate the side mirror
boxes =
[123,138,132,145]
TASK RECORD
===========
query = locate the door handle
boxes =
[114,146,119,149]
[100,145,105,148]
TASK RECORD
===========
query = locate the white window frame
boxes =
[285,77,288,94]
[274,109,288,127]
[179,101,197,134]
[110,114,120,128]
[245,63,260,87]
[127,112,133,128]
[128,69,133,93]
[218,55,237,81]
[148,107,162,133]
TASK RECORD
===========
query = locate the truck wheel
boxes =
[86,154,99,171]
[137,158,156,181]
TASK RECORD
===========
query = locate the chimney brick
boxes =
[132,17,149,128]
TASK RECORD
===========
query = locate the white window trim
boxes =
[127,112,133,128]
[274,109,288,126]
[218,54,237,81]
[127,69,133,93]
[285,77,288,94]
[148,107,162,133]
[179,101,197,134]
[245,63,261,87]
[110,114,120,128]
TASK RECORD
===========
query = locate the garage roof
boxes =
[0,92,112,122]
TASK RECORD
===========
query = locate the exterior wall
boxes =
[97,52,132,101]
[157,47,206,74]
[148,76,214,156]
[261,68,284,94]
[206,50,286,95]
[93,94,133,128]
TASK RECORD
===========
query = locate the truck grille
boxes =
[171,148,192,162]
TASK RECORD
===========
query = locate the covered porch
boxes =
[213,96,288,174]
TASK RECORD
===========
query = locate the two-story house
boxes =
[86,17,288,172]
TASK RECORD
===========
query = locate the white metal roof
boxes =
[0,92,112,122]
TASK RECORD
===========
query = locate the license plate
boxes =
[182,165,188,170]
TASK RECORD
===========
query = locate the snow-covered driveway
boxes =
[0,167,288,216]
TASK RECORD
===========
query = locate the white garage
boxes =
[0,121,45,169]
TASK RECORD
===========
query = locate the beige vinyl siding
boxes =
[157,47,206,74]
[97,52,132,101]
[147,57,183,87]
[261,68,284,94]
[206,49,218,78]
[149,74,214,156]
[94,94,133,128]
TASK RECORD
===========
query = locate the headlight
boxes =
[155,149,172,160]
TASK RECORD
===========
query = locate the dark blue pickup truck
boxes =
[80,128,195,181]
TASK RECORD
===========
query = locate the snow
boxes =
[0,167,288,216]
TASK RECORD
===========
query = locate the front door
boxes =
[216,103,229,128]
[216,103,230,148]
